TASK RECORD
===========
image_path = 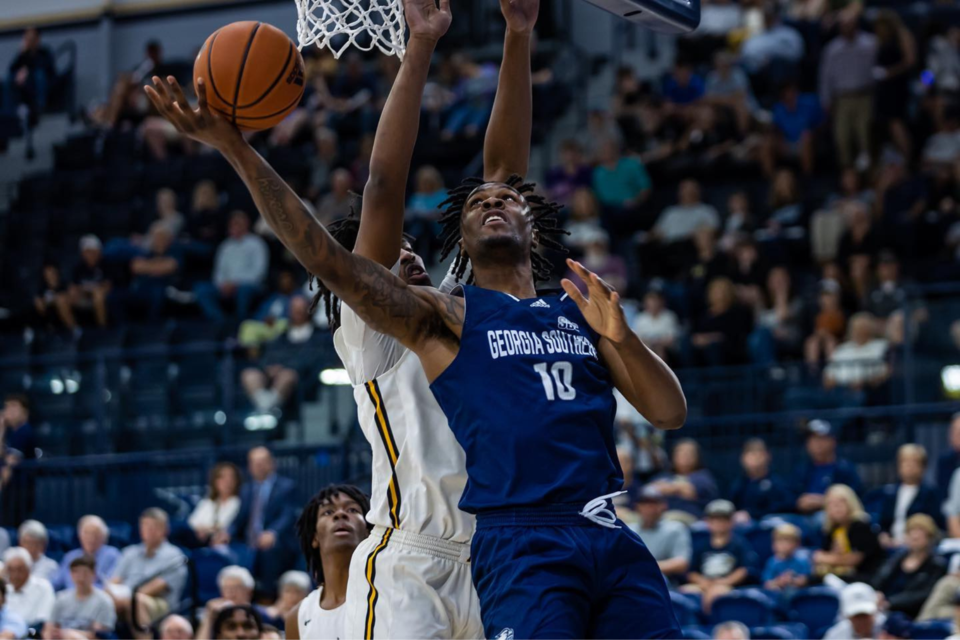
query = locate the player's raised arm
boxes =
[355,0,451,266]
[561,259,687,430]
[483,0,538,182]
[143,77,463,354]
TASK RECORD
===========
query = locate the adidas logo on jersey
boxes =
[530,299,551,309]
[558,316,579,332]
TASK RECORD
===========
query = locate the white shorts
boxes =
[345,526,483,639]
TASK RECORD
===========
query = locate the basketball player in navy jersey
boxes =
[143,14,686,640]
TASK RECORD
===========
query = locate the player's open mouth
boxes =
[405,265,426,280]
[482,213,506,227]
[333,525,353,537]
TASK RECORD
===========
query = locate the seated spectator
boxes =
[687,277,754,367]
[763,82,822,177]
[565,188,604,252]
[196,566,268,640]
[3,547,55,625]
[3,27,55,120]
[873,514,946,619]
[793,420,863,514]
[241,297,317,414]
[632,289,680,362]
[108,509,188,632]
[865,251,909,322]
[876,152,928,253]
[730,237,765,308]
[704,51,757,134]
[938,413,960,505]
[752,266,805,362]
[662,60,705,108]
[682,500,757,614]
[316,169,356,226]
[262,571,311,623]
[632,486,691,584]
[185,180,224,246]
[823,582,885,640]
[650,438,719,523]
[212,604,262,640]
[42,555,116,640]
[814,484,883,583]
[804,279,847,367]
[124,225,181,321]
[194,211,269,323]
[592,139,652,237]
[757,168,806,245]
[16,521,57,583]
[836,201,881,274]
[33,264,73,330]
[762,523,811,593]
[187,462,242,546]
[823,312,890,393]
[545,140,593,208]
[1,394,36,524]
[562,228,627,294]
[653,180,721,246]
[52,516,121,591]
[227,448,298,593]
[878,444,941,546]
[729,439,792,522]
[740,6,804,78]
[719,192,755,254]
[811,170,875,264]
[152,188,185,239]
[158,614,194,640]
[238,271,299,353]
[713,621,751,640]
[923,107,960,172]
[0,579,27,640]
[67,236,111,329]
[687,227,731,314]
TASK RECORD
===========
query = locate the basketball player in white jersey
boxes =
[285,484,370,640]
[318,0,542,637]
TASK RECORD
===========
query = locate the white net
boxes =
[295,0,407,59]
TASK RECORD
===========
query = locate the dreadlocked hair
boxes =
[296,484,371,586]
[308,210,414,332]
[437,174,569,285]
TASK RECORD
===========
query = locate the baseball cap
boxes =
[79,234,102,252]
[841,582,878,618]
[634,485,666,504]
[704,499,735,518]
[806,420,836,438]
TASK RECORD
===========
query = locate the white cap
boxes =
[841,582,878,618]
[80,234,102,251]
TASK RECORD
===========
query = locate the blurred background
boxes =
[0,0,959,638]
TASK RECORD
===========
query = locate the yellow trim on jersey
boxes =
[363,527,392,639]
[365,380,402,528]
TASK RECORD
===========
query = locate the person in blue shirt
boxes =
[935,413,960,505]
[792,420,862,515]
[682,499,758,615]
[730,438,793,522]
[0,578,27,639]
[662,60,705,106]
[761,523,811,594]
[52,515,122,591]
[763,82,823,176]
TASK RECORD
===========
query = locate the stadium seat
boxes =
[711,589,776,626]
[745,525,774,565]
[191,547,233,605]
[682,627,711,640]
[751,624,810,640]
[671,591,702,626]
[105,520,132,548]
[911,620,954,640]
[788,587,839,639]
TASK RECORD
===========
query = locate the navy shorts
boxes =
[471,505,681,639]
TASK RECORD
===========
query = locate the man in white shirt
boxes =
[652,180,721,245]
[823,313,889,390]
[823,582,886,640]
[16,521,58,583]
[194,210,269,322]
[3,546,55,625]
[632,289,680,361]
[632,486,691,586]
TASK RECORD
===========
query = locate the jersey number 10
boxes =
[534,362,577,401]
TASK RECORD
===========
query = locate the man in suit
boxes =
[935,413,960,505]
[228,447,298,595]
[878,444,942,546]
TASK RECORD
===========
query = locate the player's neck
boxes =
[318,555,350,609]
[472,262,537,300]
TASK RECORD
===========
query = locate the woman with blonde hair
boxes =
[873,514,946,618]
[813,484,882,583]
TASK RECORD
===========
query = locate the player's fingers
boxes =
[588,272,615,298]
[560,279,588,309]
[196,77,210,114]
[439,0,451,13]
[150,76,173,108]
[167,76,193,115]
[143,85,165,113]
[565,258,591,283]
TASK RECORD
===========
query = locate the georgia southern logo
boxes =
[494,629,515,640]
[558,316,579,332]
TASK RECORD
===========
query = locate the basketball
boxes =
[194,21,305,131]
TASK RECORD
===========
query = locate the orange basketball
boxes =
[194,21,305,131]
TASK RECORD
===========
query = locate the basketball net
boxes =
[295,0,407,59]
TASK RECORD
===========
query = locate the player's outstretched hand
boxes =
[561,258,630,345]
[143,75,245,152]
[404,0,452,43]
[500,0,539,34]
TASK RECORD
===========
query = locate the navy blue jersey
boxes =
[430,285,622,513]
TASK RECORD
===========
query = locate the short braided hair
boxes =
[437,174,568,285]
[307,210,413,332]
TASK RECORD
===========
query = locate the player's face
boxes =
[313,493,369,555]
[218,610,260,640]
[460,183,532,257]
[400,241,431,287]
